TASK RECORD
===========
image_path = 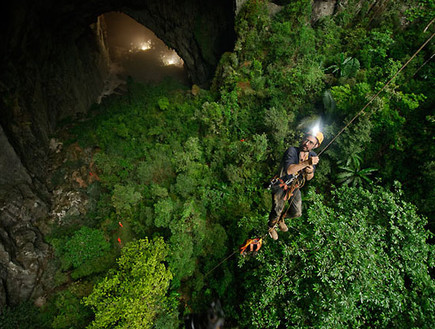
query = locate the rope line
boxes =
[203,177,302,277]
[204,249,239,278]
[412,52,435,77]
[318,31,435,157]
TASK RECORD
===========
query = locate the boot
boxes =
[278,220,288,232]
[269,227,278,240]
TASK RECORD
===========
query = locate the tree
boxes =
[61,226,111,270]
[325,53,360,78]
[83,237,175,329]
[237,184,434,328]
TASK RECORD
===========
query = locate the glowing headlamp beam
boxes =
[311,122,320,136]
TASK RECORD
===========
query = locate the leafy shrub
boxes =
[70,250,116,280]
[83,237,174,329]
[0,302,50,329]
[62,226,110,269]
[326,53,361,78]
[238,184,435,328]
[111,184,142,215]
[158,96,170,110]
[51,283,93,329]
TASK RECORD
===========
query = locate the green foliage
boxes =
[330,83,372,115]
[337,153,377,186]
[83,237,174,329]
[238,185,434,328]
[360,29,395,68]
[0,302,51,329]
[263,106,293,147]
[70,250,116,280]
[152,300,180,329]
[135,146,175,185]
[51,282,94,329]
[194,101,226,135]
[404,0,435,22]
[111,184,142,215]
[62,226,110,269]
[326,53,361,78]
[157,96,170,110]
[235,0,271,61]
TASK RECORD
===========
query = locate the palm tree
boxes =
[325,53,360,78]
[337,154,377,187]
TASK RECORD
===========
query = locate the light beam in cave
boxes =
[102,12,187,84]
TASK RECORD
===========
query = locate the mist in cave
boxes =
[102,12,189,85]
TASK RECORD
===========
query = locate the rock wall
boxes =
[0,0,235,182]
[0,11,110,309]
[0,126,50,307]
[312,0,337,23]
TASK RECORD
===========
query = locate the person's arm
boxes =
[282,147,299,176]
[286,156,319,178]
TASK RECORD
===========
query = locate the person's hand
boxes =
[305,165,314,174]
[308,156,319,166]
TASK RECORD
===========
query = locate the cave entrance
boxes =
[101,12,188,85]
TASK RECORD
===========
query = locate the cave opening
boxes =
[101,12,189,87]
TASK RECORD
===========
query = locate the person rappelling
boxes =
[267,125,323,240]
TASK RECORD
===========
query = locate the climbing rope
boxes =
[204,175,303,277]
[204,250,239,278]
[279,174,306,221]
[318,31,435,157]
[412,52,434,78]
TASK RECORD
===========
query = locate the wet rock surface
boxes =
[0,184,49,308]
[311,0,337,23]
[43,138,100,234]
[0,126,100,309]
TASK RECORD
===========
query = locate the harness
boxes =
[239,237,263,255]
[268,172,306,201]
[279,177,300,201]
[267,150,310,199]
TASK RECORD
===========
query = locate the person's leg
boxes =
[268,184,285,228]
[287,188,302,219]
[277,189,301,233]
[268,184,285,240]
